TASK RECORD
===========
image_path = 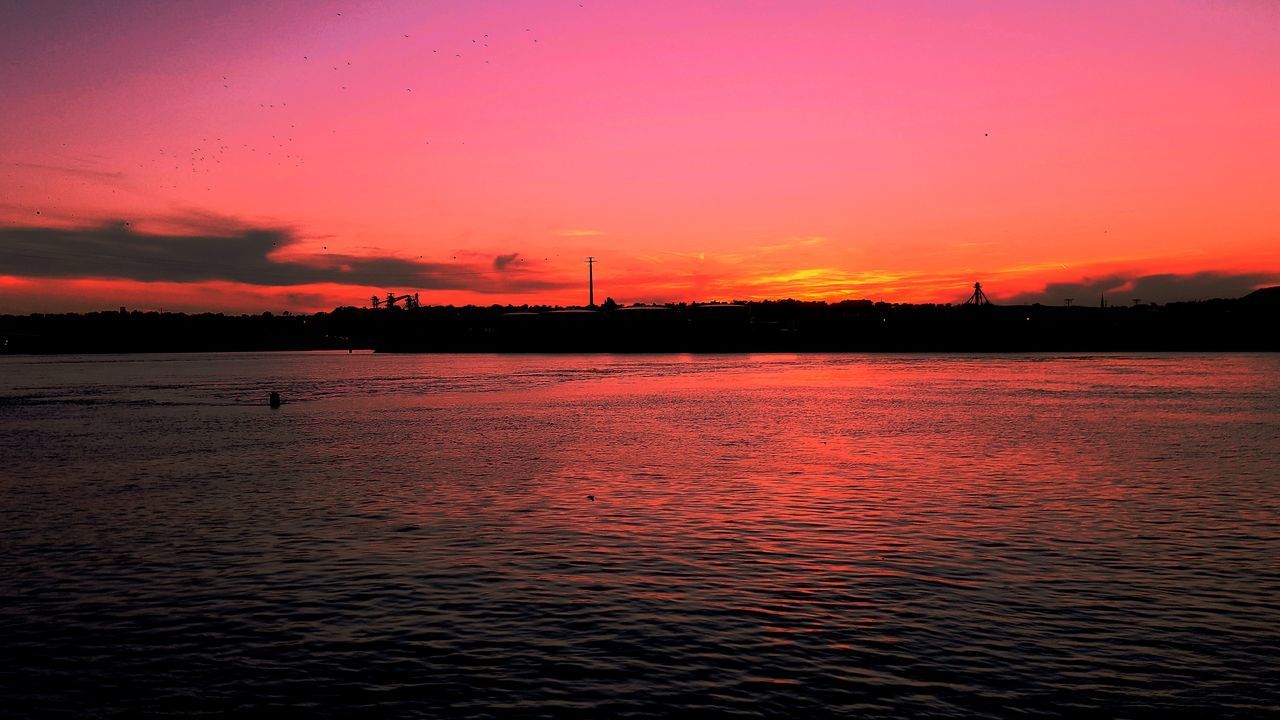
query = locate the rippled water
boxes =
[2,352,1278,718]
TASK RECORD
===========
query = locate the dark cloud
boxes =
[1008,271,1279,305]
[0,220,569,294]
[493,252,520,270]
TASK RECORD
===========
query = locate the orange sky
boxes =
[2,0,1278,312]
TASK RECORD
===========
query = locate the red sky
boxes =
[2,0,1278,312]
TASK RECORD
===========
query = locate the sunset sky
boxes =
[2,0,1278,312]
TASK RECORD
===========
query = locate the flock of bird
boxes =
[149,7,587,190]
[24,3,590,217]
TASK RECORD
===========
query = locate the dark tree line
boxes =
[2,287,1276,354]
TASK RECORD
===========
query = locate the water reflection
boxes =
[1,353,1278,717]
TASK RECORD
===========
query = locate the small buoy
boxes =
[269,391,281,409]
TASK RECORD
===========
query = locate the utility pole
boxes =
[585,256,596,307]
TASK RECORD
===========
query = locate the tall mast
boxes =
[586,256,596,307]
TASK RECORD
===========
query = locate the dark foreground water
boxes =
[2,353,1278,719]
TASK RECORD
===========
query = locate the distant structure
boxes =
[964,282,991,306]
[371,292,420,309]
[585,256,597,307]
[1064,298,1074,307]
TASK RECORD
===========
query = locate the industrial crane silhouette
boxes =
[964,282,992,306]
[371,292,420,309]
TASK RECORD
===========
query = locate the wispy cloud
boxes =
[11,161,125,183]
[750,236,830,254]
[554,229,607,237]
[734,267,924,299]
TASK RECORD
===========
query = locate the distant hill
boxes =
[1243,286,1280,305]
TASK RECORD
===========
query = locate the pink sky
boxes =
[1,0,1278,312]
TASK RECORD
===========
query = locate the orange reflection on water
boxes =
[4,352,1279,715]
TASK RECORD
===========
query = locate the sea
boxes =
[2,352,1278,718]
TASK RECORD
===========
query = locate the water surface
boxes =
[2,353,1278,718]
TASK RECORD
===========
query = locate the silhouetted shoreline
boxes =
[2,287,1277,354]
